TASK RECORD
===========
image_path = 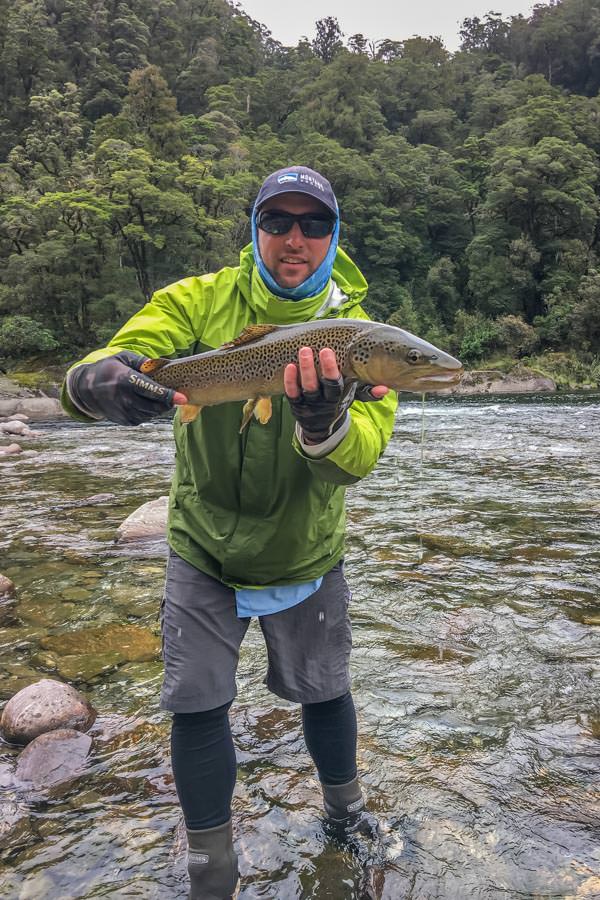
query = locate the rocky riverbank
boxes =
[449,366,556,396]
[0,373,65,420]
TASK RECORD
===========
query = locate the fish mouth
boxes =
[413,369,464,384]
[406,369,464,391]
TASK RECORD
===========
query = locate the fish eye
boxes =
[407,349,422,363]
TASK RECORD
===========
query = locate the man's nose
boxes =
[284,221,305,246]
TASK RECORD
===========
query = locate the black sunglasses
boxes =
[256,209,336,239]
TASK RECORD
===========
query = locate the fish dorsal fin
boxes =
[140,357,171,376]
[220,324,279,350]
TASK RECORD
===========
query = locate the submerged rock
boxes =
[0,678,96,745]
[0,800,30,850]
[0,662,46,701]
[51,492,117,511]
[39,624,161,681]
[15,728,92,788]
[0,574,15,597]
[0,442,22,457]
[117,496,168,541]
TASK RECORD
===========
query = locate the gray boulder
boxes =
[0,678,96,745]
[0,397,65,419]
[117,496,169,541]
[0,420,31,436]
[15,728,92,788]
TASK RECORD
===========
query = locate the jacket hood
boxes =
[236,243,368,325]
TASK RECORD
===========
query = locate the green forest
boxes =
[1,0,600,385]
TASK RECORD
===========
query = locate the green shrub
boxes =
[453,311,500,363]
[495,315,539,356]
[0,316,59,358]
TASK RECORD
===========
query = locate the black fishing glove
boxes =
[287,376,379,445]
[67,350,177,426]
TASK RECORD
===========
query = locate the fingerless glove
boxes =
[67,351,176,426]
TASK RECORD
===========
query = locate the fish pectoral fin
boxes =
[139,357,171,376]
[239,397,272,432]
[179,403,202,424]
[254,397,272,425]
[239,399,257,432]
[220,324,279,350]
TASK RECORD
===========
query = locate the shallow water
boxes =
[1,395,599,899]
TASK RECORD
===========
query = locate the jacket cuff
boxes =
[295,413,350,459]
[63,367,104,421]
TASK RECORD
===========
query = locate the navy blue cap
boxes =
[254,166,338,216]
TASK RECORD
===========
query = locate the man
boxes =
[62,166,398,899]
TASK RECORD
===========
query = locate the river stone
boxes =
[0,661,46,700]
[117,496,168,541]
[0,397,65,420]
[52,492,117,511]
[0,412,29,422]
[0,800,30,849]
[39,624,161,681]
[15,728,92,788]
[0,442,22,456]
[0,574,15,596]
[0,678,96,745]
[0,420,33,436]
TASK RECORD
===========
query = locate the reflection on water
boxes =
[1,395,599,899]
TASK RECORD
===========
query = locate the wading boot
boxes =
[322,779,386,900]
[186,819,240,900]
[322,778,381,851]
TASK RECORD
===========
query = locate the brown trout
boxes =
[140,319,463,426]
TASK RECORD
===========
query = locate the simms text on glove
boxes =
[67,351,177,426]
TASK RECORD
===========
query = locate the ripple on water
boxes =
[0,399,599,897]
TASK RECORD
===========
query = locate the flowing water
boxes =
[0,395,599,899]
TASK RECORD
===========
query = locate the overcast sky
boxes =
[237,1,549,52]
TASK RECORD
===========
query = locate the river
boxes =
[1,394,599,899]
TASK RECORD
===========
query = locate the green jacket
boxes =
[62,245,398,587]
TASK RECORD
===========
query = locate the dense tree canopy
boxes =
[0,0,599,369]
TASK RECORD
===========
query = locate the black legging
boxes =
[171,692,358,829]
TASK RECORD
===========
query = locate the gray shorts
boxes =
[159,550,352,712]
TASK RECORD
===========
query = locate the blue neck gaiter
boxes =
[251,203,340,301]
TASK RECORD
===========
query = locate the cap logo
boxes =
[278,173,299,184]
[299,173,325,192]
